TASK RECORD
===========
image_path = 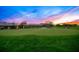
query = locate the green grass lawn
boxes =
[0,27,79,52]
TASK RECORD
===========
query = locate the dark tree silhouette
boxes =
[46,22,53,28]
[20,21,27,29]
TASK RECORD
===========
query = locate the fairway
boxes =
[0,27,79,52]
[0,27,79,36]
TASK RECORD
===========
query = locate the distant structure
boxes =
[0,22,16,29]
[0,21,27,29]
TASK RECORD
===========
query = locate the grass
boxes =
[0,27,79,52]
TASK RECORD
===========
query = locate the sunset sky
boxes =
[0,6,79,24]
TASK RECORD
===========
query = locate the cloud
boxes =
[53,15,79,24]
[39,8,63,19]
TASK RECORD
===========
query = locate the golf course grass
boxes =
[0,27,79,52]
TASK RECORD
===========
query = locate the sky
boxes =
[0,6,79,24]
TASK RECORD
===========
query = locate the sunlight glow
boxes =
[53,15,79,24]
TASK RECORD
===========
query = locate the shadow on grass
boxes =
[0,35,79,52]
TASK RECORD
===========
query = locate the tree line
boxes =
[0,21,78,29]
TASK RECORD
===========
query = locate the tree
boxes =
[46,22,53,28]
[20,21,27,29]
